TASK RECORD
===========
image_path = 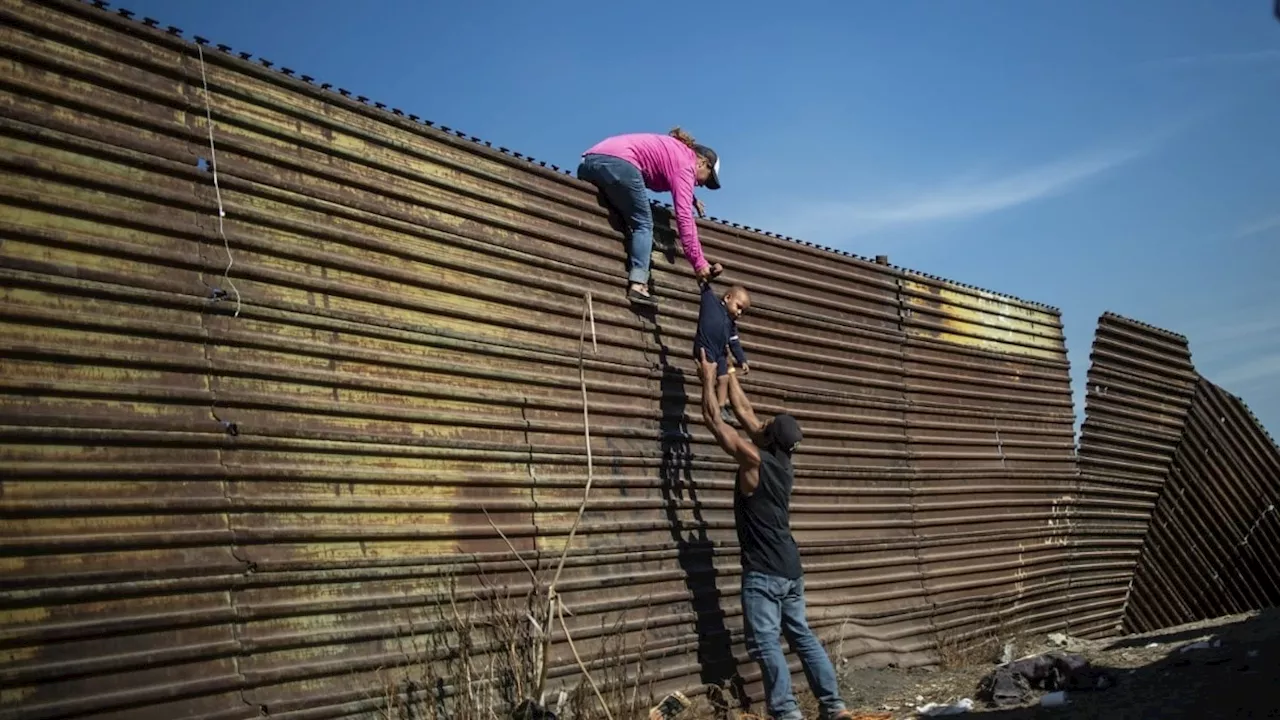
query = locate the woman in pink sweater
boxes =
[577,128,723,307]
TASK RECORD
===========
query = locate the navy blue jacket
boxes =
[693,283,747,375]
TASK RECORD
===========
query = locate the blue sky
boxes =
[123,0,1280,435]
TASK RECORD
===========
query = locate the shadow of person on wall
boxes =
[653,315,747,712]
[650,203,681,268]
[586,185,747,709]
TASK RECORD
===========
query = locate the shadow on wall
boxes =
[973,609,1280,720]
[652,309,750,707]
[593,188,747,701]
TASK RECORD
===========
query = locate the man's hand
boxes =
[694,197,706,218]
[739,363,750,376]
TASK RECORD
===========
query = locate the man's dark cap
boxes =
[765,413,803,453]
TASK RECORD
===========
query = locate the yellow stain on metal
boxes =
[0,175,189,241]
[0,61,187,129]
[279,540,457,564]
[3,514,207,539]
[0,605,50,631]
[0,688,36,708]
[0,135,183,194]
[0,21,181,90]
[219,180,538,286]
[3,0,186,68]
[203,89,476,194]
[0,237,165,285]
[902,280,1064,360]
[0,357,174,388]
[3,395,186,420]
[0,479,211,501]
[210,67,536,207]
[204,69,544,226]
[0,288,198,332]
[0,606,49,705]
[218,182,538,286]
[262,482,457,501]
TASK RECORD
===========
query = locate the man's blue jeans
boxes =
[577,153,654,285]
[742,571,846,720]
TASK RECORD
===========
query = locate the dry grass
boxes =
[369,574,541,720]
[933,600,1030,671]
[935,626,1001,670]
[366,572,671,720]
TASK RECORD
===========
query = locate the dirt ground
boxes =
[831,609,1280,719]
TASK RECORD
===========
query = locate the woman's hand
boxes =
[695,262,724,282]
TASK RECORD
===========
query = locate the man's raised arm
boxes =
[696,351,759,468]
[726,371,764,438]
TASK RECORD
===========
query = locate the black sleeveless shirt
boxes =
[734,449,803,579]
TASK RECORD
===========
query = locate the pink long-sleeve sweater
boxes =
[584,133,709,273]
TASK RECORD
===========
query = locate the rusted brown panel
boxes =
[900,290,1076,644]
[1,1,1087,717]
[1069,313,1198,637]
[1122,378,1280,633]
[1075,311,1280,639]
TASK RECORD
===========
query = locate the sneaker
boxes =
[627,286,657,307]
[720,406,735,424]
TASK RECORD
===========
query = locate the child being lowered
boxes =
[694,283,752,423]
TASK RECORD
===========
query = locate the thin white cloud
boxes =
[1190,305,1280,392]
[1236,214,1280,239]
[775,145,1148,239]
[761,114,1199,242]
[1214,352,1280,389]
[1139,49,1280,71]
[1202,316,1280,343]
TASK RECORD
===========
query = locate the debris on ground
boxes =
[1039,690,1068,707]
[1044,631,1106,653]
[512,698,557,720]
[1178,639,1220,653]
[829,609,1279,717]
[915,698,973,716]
[977,651,1115,708]
[649,691,692,720]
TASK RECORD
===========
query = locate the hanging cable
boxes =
[196,43,242,317]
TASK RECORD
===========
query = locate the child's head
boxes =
[723,286,750,319]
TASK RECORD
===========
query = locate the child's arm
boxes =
[728,324,748,374]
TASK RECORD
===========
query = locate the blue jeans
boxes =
[742,572,846,720]
[577,153,654,285]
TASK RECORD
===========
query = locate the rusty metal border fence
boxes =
[1121,378,1280,633]
[1071,313,1197,637]
[0,1,1093,718]
[1075,313,1280,636]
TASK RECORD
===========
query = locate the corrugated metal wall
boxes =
[1122,378,1280,632]
[1072,313,1197,636]
[0,1,1082,718]
[1075,313,1280,635]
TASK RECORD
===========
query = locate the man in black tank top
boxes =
[697,350,851,720]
